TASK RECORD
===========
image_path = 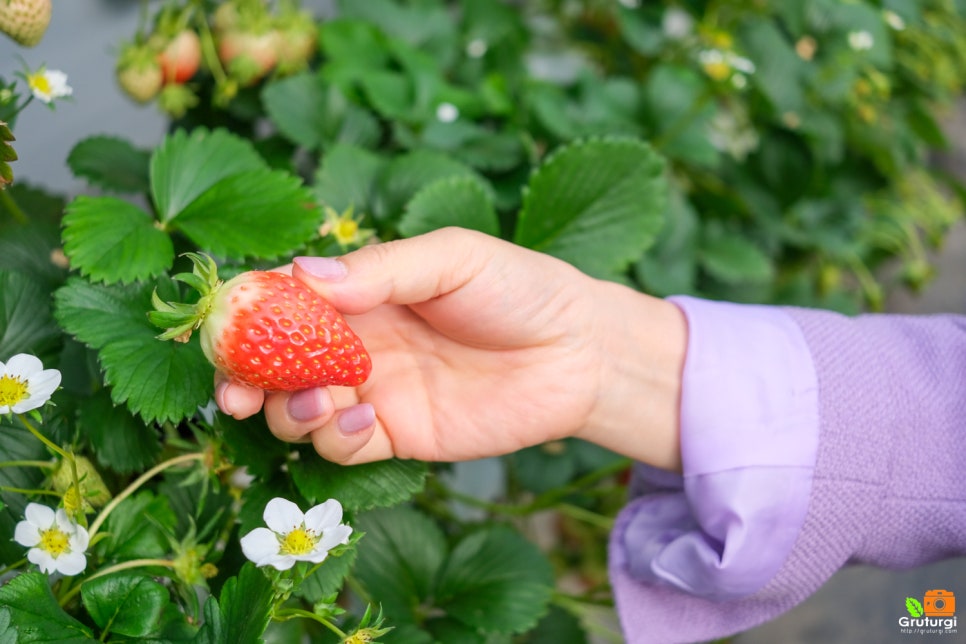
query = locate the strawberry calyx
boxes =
[149,253,223,343]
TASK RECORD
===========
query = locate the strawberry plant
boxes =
[2,0,966,642]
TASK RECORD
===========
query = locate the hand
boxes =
[216,228,686,469]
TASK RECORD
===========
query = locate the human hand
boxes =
[216,228,686,470]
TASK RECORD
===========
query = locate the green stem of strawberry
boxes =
[194,5,229,85]
[149,252,223,342]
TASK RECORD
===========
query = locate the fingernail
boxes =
[215,380,234,417]
[288,388,326,422]
[294,256,347,281]
[338,403,375,435]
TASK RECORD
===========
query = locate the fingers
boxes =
[215,378,265,420]
[291,227,496,315]
[262,389,395,464]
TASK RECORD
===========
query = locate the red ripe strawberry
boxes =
[150,254,371,391]
[158,30,202,84]
[0,0,52,47]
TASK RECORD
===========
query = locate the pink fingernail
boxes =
[215,380,234,417]
[338,403,375,435]
[294,256,348,281]
[288,388,327,422]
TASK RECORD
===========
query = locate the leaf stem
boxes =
[88,452,206,540]
[274,607,348,639]
[0,188,28,224]
[0,485,61,497]
[0,459,55,470]
[0,557,27,577]
[17,413,72,461]
[59,558,177,606]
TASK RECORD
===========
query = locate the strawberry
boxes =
[0,0,52,47]
[218,29,280,85]
[158,30,202,85]
[116,43,164,103]
[274,9,317,75]
[150,253,371,391]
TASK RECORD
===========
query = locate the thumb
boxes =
[292,227,495,315]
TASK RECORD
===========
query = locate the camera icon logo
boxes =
[924,589,956,617]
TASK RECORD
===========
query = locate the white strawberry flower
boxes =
[14,503,90,576]
[0,353,61,415]
[240,497,352,571]
[26,67,72,104]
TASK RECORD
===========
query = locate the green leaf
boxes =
[513,138,667,280]
[78,390,161,474]
[374,149,487,220]
[0,270,61,364]
[399,176,499,238]
[0,187,68,287]
[314,144,386,214]
[61,196,174,284]
[353,507,449,622]
[82,573,170,637]
[218,415,288,479]
[289,452,428,512]
[0,572,95,642]
[634,185,699,296]
[150,128,267,223]
[641,65,718,167]
[294,547,358,603]
[67,135,151,194]
[698,233,774,285]
[0,422,46,564]
[93,492,176,561]
[54,278,214,423]
[98,337,214,424]
[171,170,319,261]
[436,526,555,634]
[906,597,924,618]
[217,563,274,644]
[0,608,17,644]
[263,73,381,151]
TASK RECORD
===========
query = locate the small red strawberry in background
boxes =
[115,42,164,104]
[157,30,202,84]
[0,0,52,47]
[150,253,372,391]
[217,28,280,86]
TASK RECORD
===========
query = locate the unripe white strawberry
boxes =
[0,0,52,47]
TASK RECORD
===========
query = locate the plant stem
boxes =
[274,607,348,640]
[88,452,206,540]
[59,558,177,606]
[556,502,614,529]
[0,188,28,224]
[0,485,61,497]
[0,558,27,577]
[17,413,72,461]
[0,459,55,470]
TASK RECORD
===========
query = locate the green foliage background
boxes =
[2,0,966,642]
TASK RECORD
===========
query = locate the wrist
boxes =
[578,282,686,471]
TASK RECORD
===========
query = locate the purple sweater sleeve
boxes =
[609,297,966,643]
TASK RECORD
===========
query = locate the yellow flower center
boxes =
[333,218,360,246]
[27,72,51,97]
[0,375,28,407]
[279,527,318,555]
[39,526,71,558]
[702,61,732,81]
